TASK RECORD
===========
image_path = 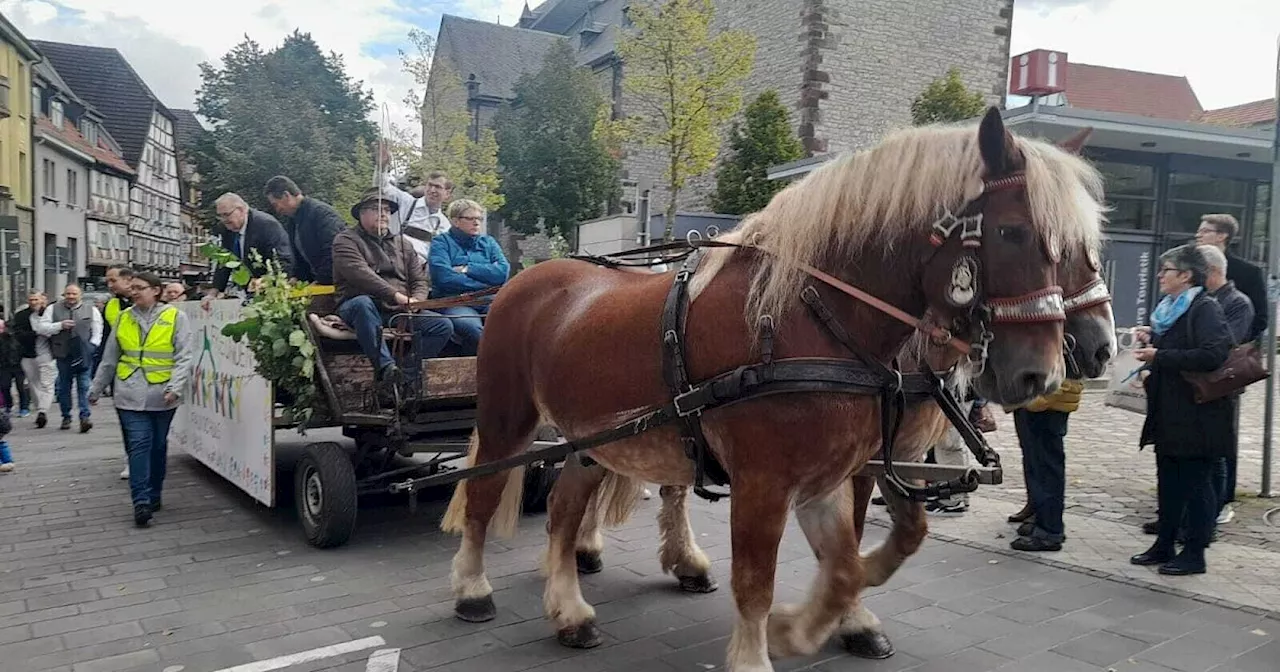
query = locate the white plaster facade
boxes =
[129,110,182,275]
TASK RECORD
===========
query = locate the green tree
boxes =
[613,0,756,241]
[331,138,376,226]
[193,32,377,219]
[395,28,504,212]
[909,67,988,126]
[494,41,622,237]
[710,90,803,215]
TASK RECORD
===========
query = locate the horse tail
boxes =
[440,430,479,534]
[441,430,528,539]
[597,469,645,528]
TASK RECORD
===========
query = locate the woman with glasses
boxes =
[427,199,511,356]
[1129,244,1232,576]
[89,272,194,528]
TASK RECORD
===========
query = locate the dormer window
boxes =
[50,100,64,128]
[81,119,98,145]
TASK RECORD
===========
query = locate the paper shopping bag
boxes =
[1104,346,1148,415]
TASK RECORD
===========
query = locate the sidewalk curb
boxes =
[867,516,1280,622]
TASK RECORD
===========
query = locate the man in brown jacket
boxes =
[333,187,454,387]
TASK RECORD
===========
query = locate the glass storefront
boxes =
[1095,160,1156,231]
[1164,172,1251,235]
[1252,182,1271,265]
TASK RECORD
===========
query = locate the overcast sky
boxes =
[1,0,1275,139]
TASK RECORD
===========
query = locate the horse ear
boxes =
[1057,127,1093,155]
[978,106,1015,176]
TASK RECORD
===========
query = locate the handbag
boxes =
[1180,302,1270,403]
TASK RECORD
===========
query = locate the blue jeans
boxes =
[0,440,12,464]
[337,295,454,372]
[439,305,487,356]
[56,358,92,420]
[1014,409,1069,542]
[120,408,176,506]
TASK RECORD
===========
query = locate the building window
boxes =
[67,170,78,206]
[19,152,27,198]
[42,159,56,199]
[1251,182,1271,265]
[30,86,40,117]
[50,100,63,128]
[81,120,98,145]
[1164,172,1250,237]
[1095,161,1156,231]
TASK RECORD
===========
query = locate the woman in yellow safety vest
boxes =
[89,272,194,528]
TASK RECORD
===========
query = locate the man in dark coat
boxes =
[1196,214,1268,342]
[211,192,294,294]
[264,175,344,285]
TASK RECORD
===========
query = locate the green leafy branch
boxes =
[216,248,322,429]
[200,243,253,288]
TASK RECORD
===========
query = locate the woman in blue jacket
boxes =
[428,199,511,356]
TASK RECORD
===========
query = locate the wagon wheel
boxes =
[294,442,358,548]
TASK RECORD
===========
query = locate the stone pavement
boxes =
[0,402,1276,672]
[873,377,1280,618]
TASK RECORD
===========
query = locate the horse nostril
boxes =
[1095,345,1113,366]
[1020,371,1049,397]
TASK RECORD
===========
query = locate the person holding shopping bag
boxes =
[89,272,195,528]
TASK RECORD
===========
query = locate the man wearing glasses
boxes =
[208,192,293,296]
[376,143,454,256]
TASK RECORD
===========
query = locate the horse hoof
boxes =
[557,621,603,649]
[841,630,895,659]
[454,595,497,623]
[576,551,604,574]
[678,573,719,593]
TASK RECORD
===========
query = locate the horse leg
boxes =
[573,483,606,575]
[861,474,928,588]
[442,423,537,623]
[543,455,607,648]
[766,482,864,660]
[851,472,875,545]
[658,485,718,593]
[726,479,791,672]
[828,472,898,659]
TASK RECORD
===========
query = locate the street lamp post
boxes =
[1261,32,1280,498]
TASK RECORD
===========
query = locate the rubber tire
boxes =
[295,441,358,548]
[521,462,560,514]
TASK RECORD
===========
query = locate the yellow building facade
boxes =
[0,12,37,307]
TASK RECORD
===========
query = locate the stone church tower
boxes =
[430,0,1013,229]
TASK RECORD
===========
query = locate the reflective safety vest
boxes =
[104,297,126,329]
[115,306,179,384]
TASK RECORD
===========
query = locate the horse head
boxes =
[918,108,1106,405]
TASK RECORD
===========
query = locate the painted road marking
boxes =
[365,648,401,672]
[210,636,387,672]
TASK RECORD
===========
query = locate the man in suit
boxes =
[210,192,293,295]
[264,175,345,286]
[1194,212,1269,524]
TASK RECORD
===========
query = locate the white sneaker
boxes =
[0,463,14,473]
[1216,504,1234,525]
[120,467,129,480]
[642,487,653,500]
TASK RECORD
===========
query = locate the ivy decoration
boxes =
[212,248,323,430]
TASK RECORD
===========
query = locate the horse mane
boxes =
[689,121,1106,325]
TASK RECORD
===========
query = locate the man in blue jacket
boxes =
[428,199,510,356]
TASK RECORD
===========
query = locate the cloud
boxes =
[0,0,435,136]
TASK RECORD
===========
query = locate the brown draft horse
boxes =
[562,181,1117,661]
[441,108,1106,671]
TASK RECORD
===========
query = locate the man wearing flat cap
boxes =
[332,187,454,395]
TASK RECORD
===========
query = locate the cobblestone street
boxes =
[0,398,1277,672]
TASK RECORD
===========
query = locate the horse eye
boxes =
[998,226,1028,244]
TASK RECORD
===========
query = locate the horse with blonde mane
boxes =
[440,108,1106,671]
[561,141,1117,660]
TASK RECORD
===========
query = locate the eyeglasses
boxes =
[456,215,483,222]
[1157,266,1183,276]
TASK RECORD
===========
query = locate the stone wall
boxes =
[813,0,1014,154]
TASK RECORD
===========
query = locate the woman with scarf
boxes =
[1129,244,1232,576]
[427,199,511,356]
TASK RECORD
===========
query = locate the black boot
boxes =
[1130,542,1175,566]
[1008,503,1034,523]
[1159,548,1206,576]
[133,503,153,528]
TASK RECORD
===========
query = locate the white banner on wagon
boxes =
[171,299,275,506]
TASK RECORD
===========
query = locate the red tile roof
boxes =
[1063,63,1203,121]
[1197,98,1276,128]
[35,116,135,176]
